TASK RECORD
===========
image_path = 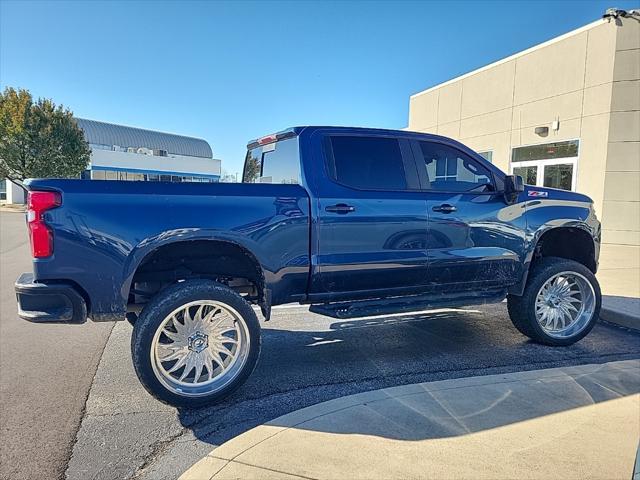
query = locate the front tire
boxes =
[507,257,601,346]
[131,279,261,408]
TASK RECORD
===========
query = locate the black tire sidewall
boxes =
[516,257,601,346]
[131,279,261,408]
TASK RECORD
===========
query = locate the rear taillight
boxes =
[27,191,61,258]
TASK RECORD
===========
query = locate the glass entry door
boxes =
[512,165,538,186]
[511,140,579,191]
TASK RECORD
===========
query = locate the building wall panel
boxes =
[460,60,516,118]
[610,79,640,112]
[459,108,511,139]
[608,111,640,142]
[585,21,617,87]
[513,32,588,105]
[613,49,640,81]
[437,83,463,124]
[408,90,439,131]
[606,141,640,172]
[578,113,610,216]
[511,90,583,130]
[436,121,460,138]
[583,82,614,117]
[603,172,640,202]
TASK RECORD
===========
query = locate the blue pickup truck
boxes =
[16,126,602,407]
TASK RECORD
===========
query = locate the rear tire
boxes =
[507,257,601,346]
[131,279,261,408]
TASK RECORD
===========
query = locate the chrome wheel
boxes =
[534,271,596,339]
[151,300,250,397]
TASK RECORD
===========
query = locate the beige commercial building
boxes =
[408,12,640,289]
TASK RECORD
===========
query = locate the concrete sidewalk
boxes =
[597,244,640,331]
[181,360,640,480]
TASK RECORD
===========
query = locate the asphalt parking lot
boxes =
[67,304,640,480]
[0,210,114,480]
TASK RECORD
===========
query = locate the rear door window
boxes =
[326,136,409,190]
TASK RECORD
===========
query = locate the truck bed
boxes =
[25,178,311,320]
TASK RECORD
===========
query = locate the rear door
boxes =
[410,139,525,291]
[309,130,429,298]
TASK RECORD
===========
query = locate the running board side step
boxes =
[309,290,506,319]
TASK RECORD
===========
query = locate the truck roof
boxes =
[246,126,512,184]
[247,126,426,148]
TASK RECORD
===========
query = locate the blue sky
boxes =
[1,0,638,176]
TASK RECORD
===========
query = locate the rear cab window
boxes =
[243,136,301,184]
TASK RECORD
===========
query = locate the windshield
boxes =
[242,137,300,184]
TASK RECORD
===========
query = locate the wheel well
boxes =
[534,227,596,273]
[129,240,264,306]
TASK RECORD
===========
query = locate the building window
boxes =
[512,140,578,162]
[0,179,6,201]
[511,140,579,191]
[89,169,217,182]
[89,143,112,151]
[478,151,493,163]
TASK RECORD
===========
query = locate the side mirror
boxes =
[504,175,524,204]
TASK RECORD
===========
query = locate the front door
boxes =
[511,140,579,191]
[311,132,430,298]
[411,139,526,291]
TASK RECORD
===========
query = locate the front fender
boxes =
[508,198,600,295]
[524,199,599,263]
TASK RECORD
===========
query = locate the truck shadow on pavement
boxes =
[174,306,640,448]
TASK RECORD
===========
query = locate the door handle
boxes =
[325,203,356,214]
[432,203,457,213]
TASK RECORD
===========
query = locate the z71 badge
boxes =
[528,190,549,197]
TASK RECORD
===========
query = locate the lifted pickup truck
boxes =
[16,126,601,407]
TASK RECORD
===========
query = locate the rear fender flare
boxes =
[121,229,266,308]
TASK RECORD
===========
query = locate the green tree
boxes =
[243,154,260,183]
[0,87,90,181]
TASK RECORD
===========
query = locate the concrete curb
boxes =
[601,306,640,331]
[0,205,25,213]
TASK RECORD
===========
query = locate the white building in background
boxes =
[0,179,25,205]
[1,118,221,204]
